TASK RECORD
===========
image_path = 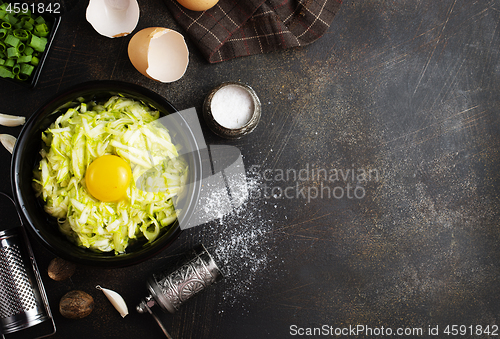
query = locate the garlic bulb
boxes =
[96,285,129,318]
[0,113,25,127]
[0,134,16,153]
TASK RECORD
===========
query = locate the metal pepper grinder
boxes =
[136,244,222,338]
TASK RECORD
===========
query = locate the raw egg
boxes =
[85,155,132,202]
[128,27,189,83]
[176,0,218,11]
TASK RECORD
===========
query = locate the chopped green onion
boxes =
[7,14,18,25]
[18,14,32,22]
[5,34,19,47]
[16,72,28,81]
[13,29,29,41]
[7,46,19,58]
[34,23,49,37]
[20,63,34,75]
[35,16,45,24]
[0,7,52,81]
[28,34,46,52]
[17,54,31,63]
[11,63,20,74]
[0,65,13,78]
[23,21,33,30]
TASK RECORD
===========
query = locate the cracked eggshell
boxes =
[128,27,189,83]
[86,0,140,38]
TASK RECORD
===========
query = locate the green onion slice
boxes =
[28,34,46,52]
[4,34,19,47]
[0,65,13,78]
[34,23,48,37]
[16,73,28,81]
[7,47,20,59]
[13,29,29,41]
[20,63,34,76]
[11,63,20,74]
[17,54,31,63]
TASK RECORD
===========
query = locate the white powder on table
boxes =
[211,85,255,129]
[194,166,278,311]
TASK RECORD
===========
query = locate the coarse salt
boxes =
[211,85,254,129]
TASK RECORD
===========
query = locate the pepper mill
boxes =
[136,244,222,338]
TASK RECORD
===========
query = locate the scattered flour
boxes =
[195,166,275,309]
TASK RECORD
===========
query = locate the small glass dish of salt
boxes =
[203,82,261,139]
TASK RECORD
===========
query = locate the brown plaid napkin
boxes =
[163,0,343,63]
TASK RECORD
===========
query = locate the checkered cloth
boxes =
[163,0,343,63]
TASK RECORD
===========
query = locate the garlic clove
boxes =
[0,134,16,153]
[96,285,129,318]
[0,113,25,127]
[86,0,140,38]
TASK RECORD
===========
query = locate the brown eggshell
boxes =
[128,27,155,80]
[128,27,189,83]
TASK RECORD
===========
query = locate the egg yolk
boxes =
[85,155,132,202]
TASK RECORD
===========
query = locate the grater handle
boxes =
[28,241,57,339]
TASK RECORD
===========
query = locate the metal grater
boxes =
[0,226,55,337]
[0,242,38,319]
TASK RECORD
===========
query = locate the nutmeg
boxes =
[48,257,76,281]
[59,290,94,319]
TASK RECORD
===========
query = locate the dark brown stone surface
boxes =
[0,0,499,338]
